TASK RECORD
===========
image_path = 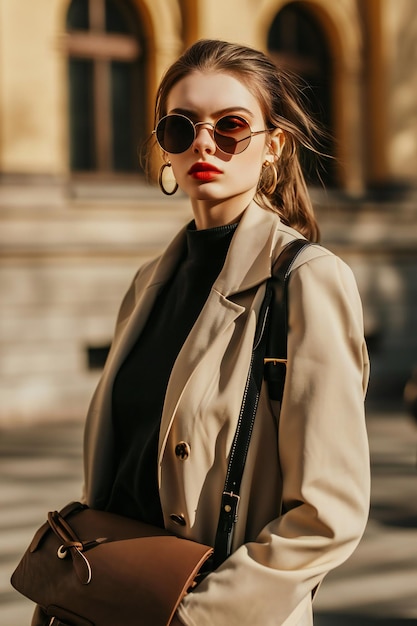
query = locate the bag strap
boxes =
[213,239,312,567]
[264,239,314,401]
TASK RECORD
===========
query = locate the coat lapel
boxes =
[214,200,282,296]
[158,201,282,462]
[103,200,278,420]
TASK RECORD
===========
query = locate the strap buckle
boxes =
[222,491,240,520]
[264,357,287,366]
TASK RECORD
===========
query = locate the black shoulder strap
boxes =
[265,239,313,401]
[213,239,312,567]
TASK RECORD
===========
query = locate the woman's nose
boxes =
[192,124,216,154]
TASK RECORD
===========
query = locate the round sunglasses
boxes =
[153,113,273,155]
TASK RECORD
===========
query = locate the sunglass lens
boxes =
[156,115,194,153]
[215,116,251,154]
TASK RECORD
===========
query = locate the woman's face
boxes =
[164,70,279,227]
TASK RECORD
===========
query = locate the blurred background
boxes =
[0,0,416,624]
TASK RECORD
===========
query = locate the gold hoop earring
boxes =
[259,160,278,196]
[158,162,178,196]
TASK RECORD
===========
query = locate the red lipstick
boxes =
[188,162,222,181]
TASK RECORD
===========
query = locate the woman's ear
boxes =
[267,128,285,161]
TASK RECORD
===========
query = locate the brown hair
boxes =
[151,39,323,242]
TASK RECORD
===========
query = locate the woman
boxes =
[84,40,370,625]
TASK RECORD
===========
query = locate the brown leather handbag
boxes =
[11,501,213,626]
[11,240,311,626]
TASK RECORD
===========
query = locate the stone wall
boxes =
[0,181,191,424]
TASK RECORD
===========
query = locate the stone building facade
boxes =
[0,0,416,424]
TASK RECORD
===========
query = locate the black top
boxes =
[107,221,238,525]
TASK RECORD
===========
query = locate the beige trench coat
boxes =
[83,201,370,626]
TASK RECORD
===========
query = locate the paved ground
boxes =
[1,409,416,626]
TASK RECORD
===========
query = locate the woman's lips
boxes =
[188,163,222,181]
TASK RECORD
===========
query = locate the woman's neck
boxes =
[190,190,255,230]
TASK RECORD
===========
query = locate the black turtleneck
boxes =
[107,221,237,525]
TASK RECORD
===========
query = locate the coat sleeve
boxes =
[177,253,370,626]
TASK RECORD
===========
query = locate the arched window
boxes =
[268,3,336,186]
[66,0,146,174]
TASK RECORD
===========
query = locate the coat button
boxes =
[170,513,186,526]
[175,441,191,460]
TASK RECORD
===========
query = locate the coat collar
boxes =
[146,200,281,298]
[96,199,280,391]
[214,200,281,296]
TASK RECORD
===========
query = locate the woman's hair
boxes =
[151,39,323,242]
